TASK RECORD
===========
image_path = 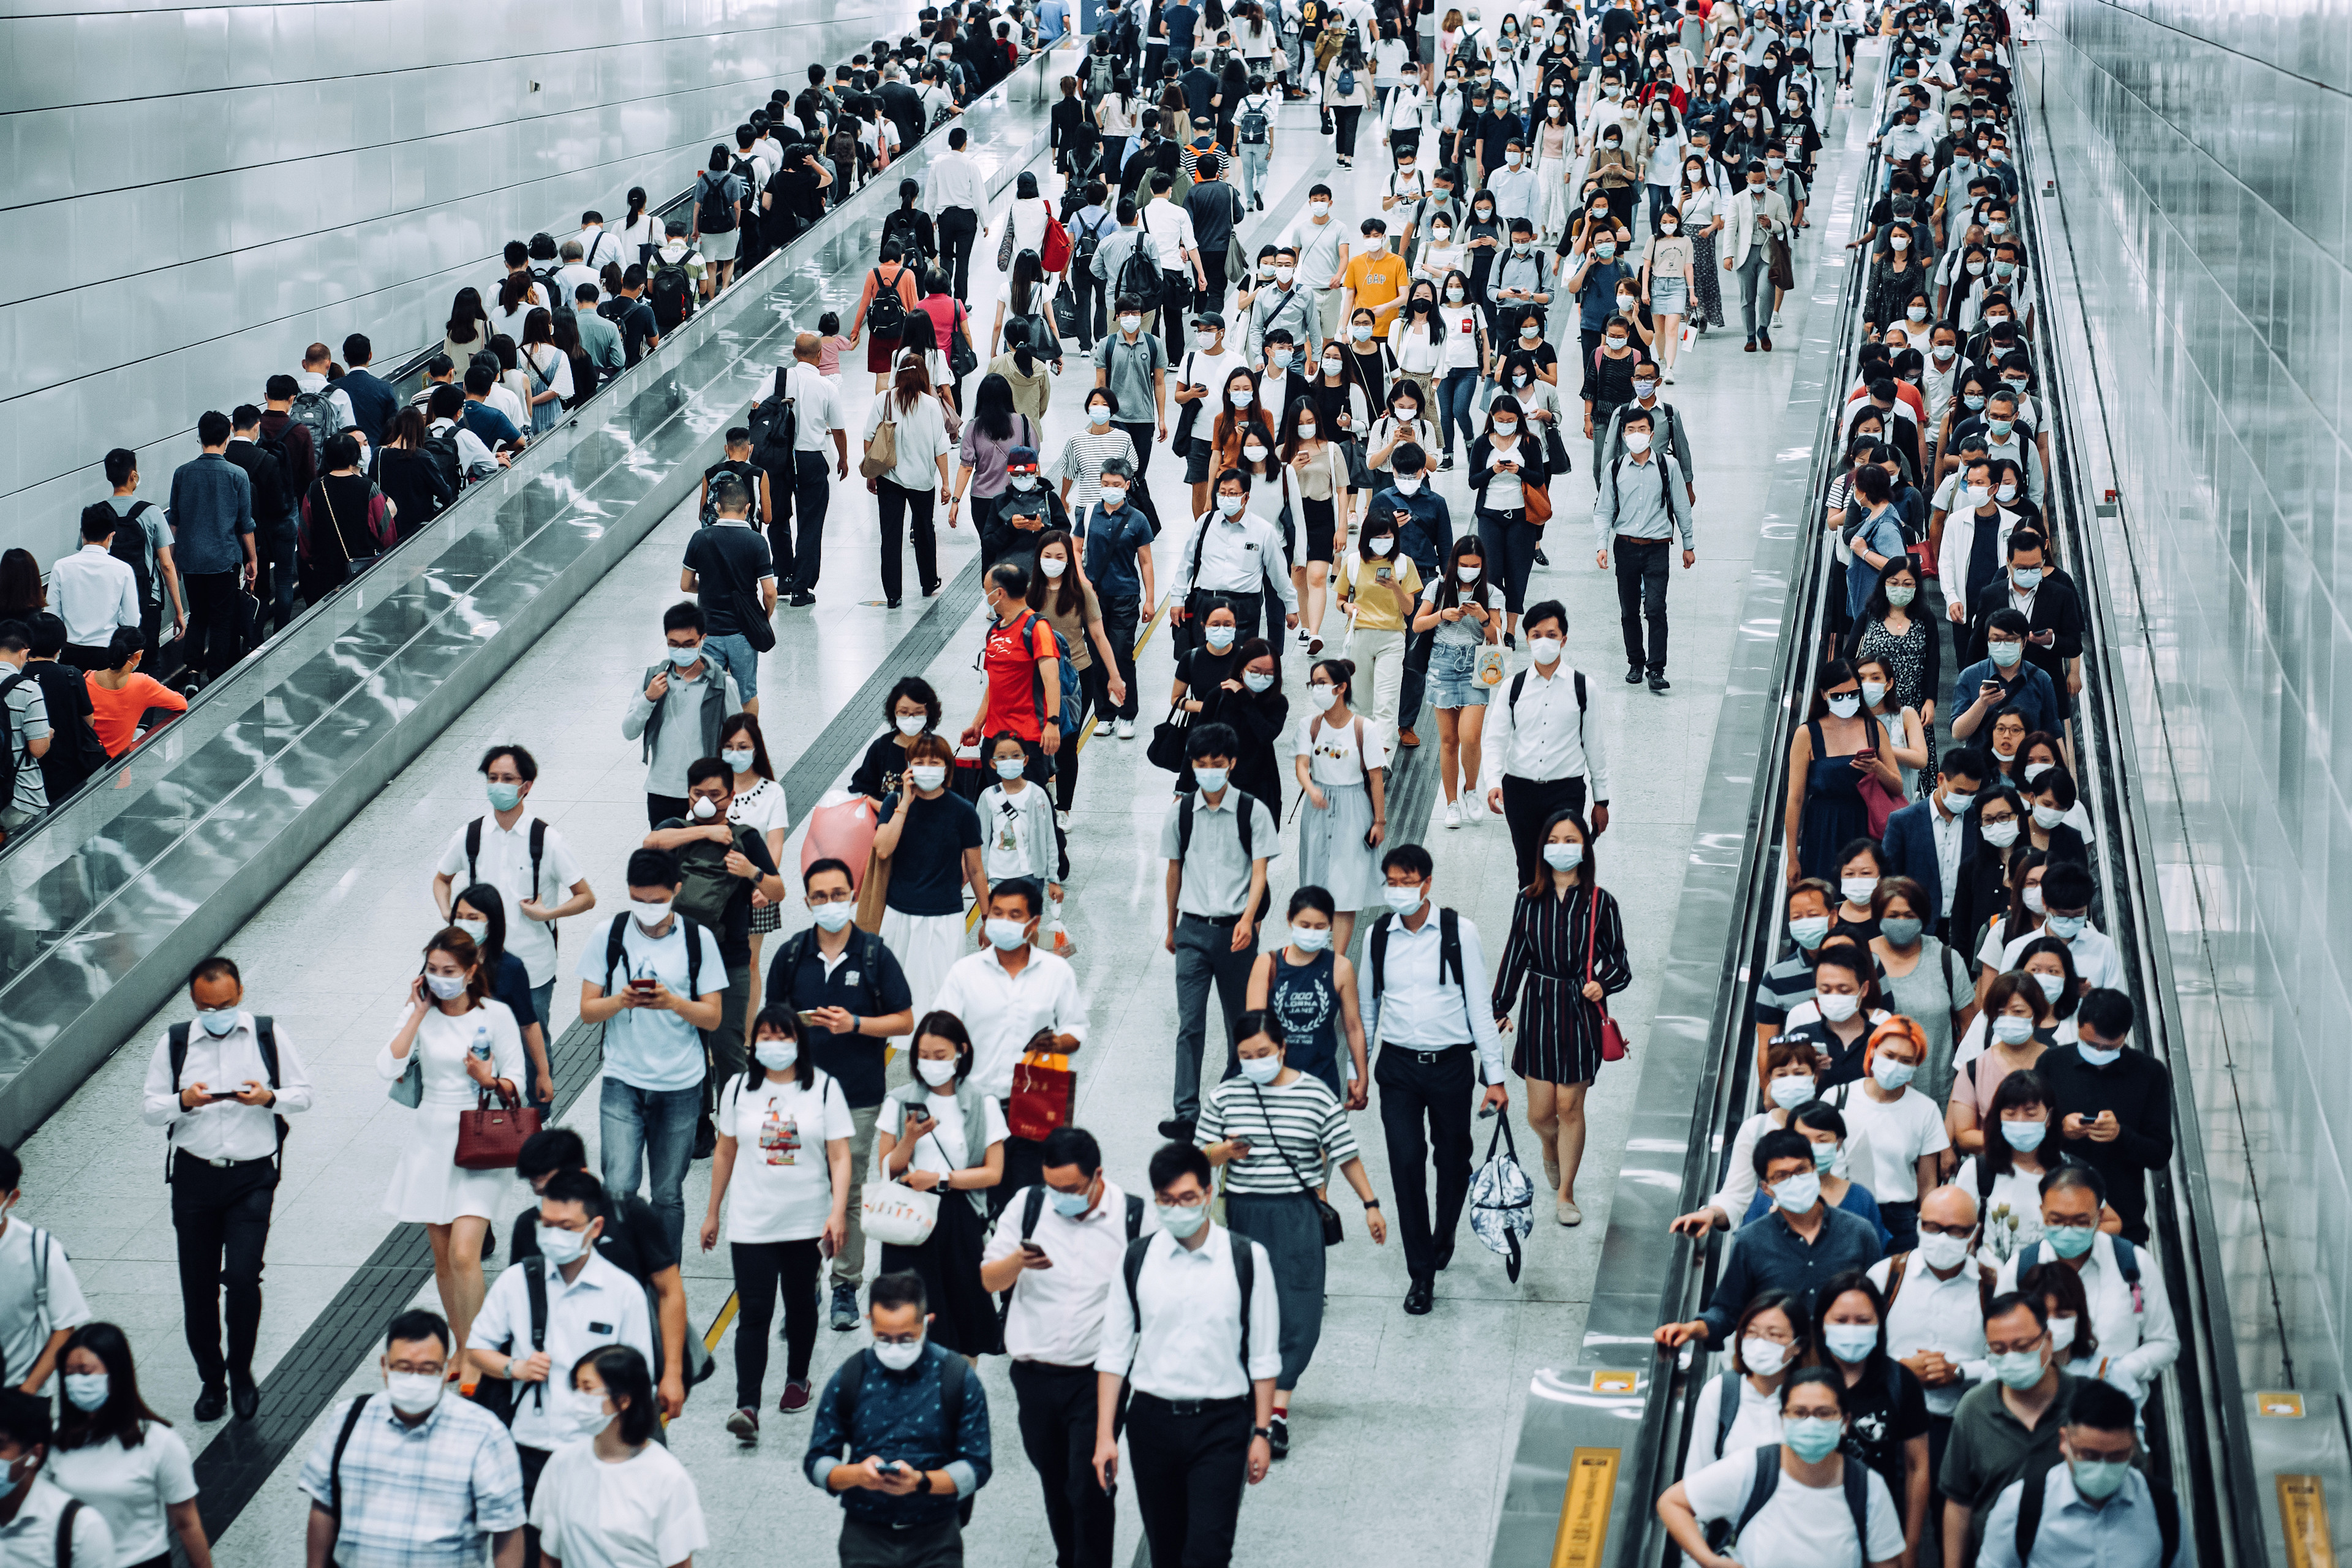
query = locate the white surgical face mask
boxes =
[63,1373,110,1412]
[1457,564,1483,583]
[1296,421,1317,440]
[1528,635,1562,663]
[1383,882,1425,916]
[1040,556,1068,579]
[756,1037,799,1071]
[1193,765,1230,792]
[1290,923,1332,952]
[1307,683,1339,711]
[1542,842,1581,870]
[984,916,1030,951]
[722,747,756,772]
[1205,623,1237,648]
[1740,1336,1791,1376]
[426,971,470,1001]
[629,899,672,929]
[453,917,489,945]
[872,1335,925,1371]
[908,763,949,791]
[918,1055,960,1086]
[1216,494,1246,517]
[897,712,928,736]
[1816,990,1861,1023]
[993,756,1027,780]
[1243,442,1268,462]
[1239,1054,1283,1084]
[1120,314,1143,332]
[385,1370,447,1415]
[1626,431,1652,453]
[1825,692,1862,718]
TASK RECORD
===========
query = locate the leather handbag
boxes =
[387,1050,424,1109]
[455,1085,542,1170]
[853,844,892,933]
[1246,1080,1345,1245]
[1585,890,1628,1063]
[1146,702,1193,774]
[1522,480,1553,525]
[1008,1052,1076,1142]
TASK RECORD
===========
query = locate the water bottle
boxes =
[470,1025,494,1063]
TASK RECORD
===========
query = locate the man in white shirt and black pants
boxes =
[1093,1142,1279,1568]
[1480,599,1613,886]
[981,1126,1148,1568]
[778,331,850,606]
[1358,845,1510,1314]
[1171,469,1302,655]
[138,954,314,1422]
[926,127,990,301]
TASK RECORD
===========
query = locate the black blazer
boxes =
[1963,566,2085,691]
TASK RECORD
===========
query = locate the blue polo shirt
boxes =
[1076,501,1157,600]
[1576,259,1634,332]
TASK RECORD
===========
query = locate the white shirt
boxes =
[434,811,586,987]
[782,363,841,450]
[1999,921,2125,991]
[139,1011,317,1163]
[715,1069,854,1243]
[1094,1225,1282,1400]
[1679,1449,1905,1568]
[529,1439,708,1568]
[1994,1232,2180,1403]
[1178,510,1301,608]
[48,545,141,647]
[1684,1368,1784,1471]
[1295,709,1388,786]
[429,417,501,480]
[0,1475,115,1568]
[469,1252,655,1452]
[984,1180,1150,1366]
[925,149,989,214]
[486,380,530,431]
[929,947,1088,1099]
[573,227,627,273]
[0,1215,90,1397]
[882,1090,1009,1177]
[1867,1253,1989,1417]
[552,263,601,301]
[46,1422,197,1564]
[1831,1083,1948,1202]
[1355,905,1507,1080]
[1480,663,1612,797]
[1141,198,1200,270]
[1929,800,1966,915]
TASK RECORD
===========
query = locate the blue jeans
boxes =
[1238,143,1270,207]
[1438,368,1481,456]
[600,1079,699,1257]
[701,630,760,701]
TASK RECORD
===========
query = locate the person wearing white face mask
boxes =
[1825,1017,1950,1253]
[383,928,528,1357]
[702,1008,854,1432]
[468,1172,655,1534]
[300,1310,524,1568]
[1779,941,1892,1090]
[138,955,314,1420]
[1197,1011,1385,1456]
[876,1014,1009,1358]
[1159,723,1279,1141]
[1173,470,1301,655]
[1247,885,1373,1099]
[1683,1292,1803,1472]
[2035,989,2168,1248]
[47,1324,213,1568]
[1870,1186,1995,1466]
[876,725,993,1031]
[620,602,742,828]
[1676,1038,1842,1237]
[1288,661,1390,955]
[530,1346,706,1568]
[1662,1367,1907,1568]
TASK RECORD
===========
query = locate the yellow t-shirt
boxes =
[1340,551,1423,632]
[1342,250,1412,325]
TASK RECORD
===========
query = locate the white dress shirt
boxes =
[1354,905,1507,1081]
[984,1179,1150,1365]
[925,149,989,214]
[1178,510,1302,609]
[1994,1232,2179,1403]
[1141,198,1200,271]
[1094,1225,1281,1400]
[1867,1253,1989,1417]
[783,362,841,449]
[50,544,142,647]
[0,1475,115,1567]
[928,947,1088,1101]
[1479,662,1612,799]
[574,226,627,272]
[1999,921,2125,992]
[433,810,586,987]
[1929,802,1966,916]
[469,1251,655,1452]
[139,1011,316,1163]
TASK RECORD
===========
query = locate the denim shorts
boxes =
[1425,639,1490,709]
[701,631,759,700]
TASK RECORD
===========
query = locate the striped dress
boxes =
[1491,882,1633,1085]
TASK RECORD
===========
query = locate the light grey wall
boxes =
[2030,0,2352,1388]
[0,0,919,565]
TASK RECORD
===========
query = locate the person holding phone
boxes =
[141,956,315,1422]
[1336,511,1425,752]
[875,1014,1007,1358]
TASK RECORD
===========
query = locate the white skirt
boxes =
[881,908,970,1026]
[381,1100,509,1225]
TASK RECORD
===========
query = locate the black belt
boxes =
[1181,911,1243,927]
[173,1149,275,1172]
[1381,1042,1469,1064]
[1133,1391,1251,1417]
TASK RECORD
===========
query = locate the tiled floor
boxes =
[11,80,1868,1568]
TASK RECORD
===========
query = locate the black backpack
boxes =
[1070,209,1112,278]
[1728,1445,1871,1553]
[420,424,462,492]
[165,1014,290,1179]
[89,500,154,606]
[601,911,706,998]
[747,368,799,473]
[696,170,739,233]
[881,208,933,266]
[529,265,574,331]
[865,268,910,337]
[1114,241,1163,311]
[649,257,696,333]
[1366,907,1466,1020]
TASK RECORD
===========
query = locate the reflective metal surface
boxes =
[0,0,924,562]
[0,56,1062,1146]
[2026,2,2352,1399]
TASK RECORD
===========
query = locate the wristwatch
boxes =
[1251,1425,1274,1441]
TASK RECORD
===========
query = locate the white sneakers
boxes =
[1114,718,1134,739]
[1444,799,1462,829]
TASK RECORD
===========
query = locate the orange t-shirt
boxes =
[86,672,185,756]
[1343,250,1412,325]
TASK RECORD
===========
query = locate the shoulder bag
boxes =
[859,402,900,480]
[1245,1079,1345,1245]
[1586,889,1629,1062]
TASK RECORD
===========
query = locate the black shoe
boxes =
[194,1384,228,1422]
[481,1221,497,1261]
[1503,632,1516,650]
[693,1118,717,1161]
[830,1283,859,1331]
[232,1381,260,1421]
[1157,1117,1196,1142]
[1439,452,1454,470]
[1626,664,1644,684]
[1403,1278,1434,1314]
[1267,1413,1291,1459]
[1648,673,1672,692]
[788,592,816,608]
[921,579,943,597]
[886,598,903,609]
[1534,548,1550,566]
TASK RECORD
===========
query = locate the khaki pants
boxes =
[831,1104,883,1290]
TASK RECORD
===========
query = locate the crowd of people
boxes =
[0,0,2196,1566]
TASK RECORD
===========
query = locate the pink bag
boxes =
[801,795,880,888]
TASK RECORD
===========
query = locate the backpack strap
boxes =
[1713,1365,1743,1460]
[1021,1183,1047,1242]
[1125,1193,1145,1242]
[2152,1477,2180,1568]
[326,1394,374,1542]
[832,1348,875,1433]
[56,1498,81,1568]
[529,819,548,905]
[1121,1233,1152,1349]
[1368,912,1393,1011]
[1883,1250,1910,1311]
[1839,1455,1871,1554]
[523,1259,550,1414]
[605,913,631,990]
[1177,790,1196,861]
[466,816,484,886]
[1231,1231,1256,1379]
[1732,1444,1782,1539]
[2015,1461,2046,1564]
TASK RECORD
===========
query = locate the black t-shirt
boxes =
[1599,7,1639,50]
[851,729,919,804]
[774,164,826,224]
[601,296,660,365]
[764,929,916,1106]
[681,521,774,636]
[878,790,982,916]
[510,1190,680,1280]
[655,818,780,965]
[1838,1358,1932,1502]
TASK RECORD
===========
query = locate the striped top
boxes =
[1053,426,1141,510]
[1197,1074,1360,1194]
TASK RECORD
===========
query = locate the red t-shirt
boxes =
[913,294,966,355]
[979,614,1057,742]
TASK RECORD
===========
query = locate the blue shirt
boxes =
[805,1343,992,1525]
[1698,1202,1884,1343]
[1368,484,1455,579]
[165,453,255,575]
[1575,260,1634,332]
[458,399,524,451]
[573,915,727,1092]
[1950,655,2059,742]
[1844,502,1907,619]
[1978,1460,2182,1568]
[1076,501,1156,599]
[1037,0,1070,42]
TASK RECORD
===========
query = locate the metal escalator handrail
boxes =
[2005,81,2266,1568]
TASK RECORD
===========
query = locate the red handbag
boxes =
[455,1085,542,1170]
[1586,890,1629,1063]
[1008,1052,1076,1142]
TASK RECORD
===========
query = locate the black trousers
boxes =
[519,1443,553,1568]
[1374,1044,1477,1280]
[1126,1392,1253,1568]
[182,569,244,681]
[1501,774,1587,888]
[59,643,113,673]
[1162,270,1195,360]
[1012,1361,1122,1568]
[1114,422,1158,483]
[876,478,941,602]
[790,449,832,594]
[1101,592,1142,720]
[1196,248,1231,318]
[171,1154,276,1387]
[937,206,981,300]
[1396,626,1433,734]
[647,792,690,829]
[1071,264,1105,350]
[732,1237,823,1404]
[1612,533,1672,674]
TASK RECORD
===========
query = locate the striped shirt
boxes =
[1052,427,1140,510]
[1197,1074,1360,1194]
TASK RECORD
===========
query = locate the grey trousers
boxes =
[831,1103,883,1290]
[1224,1190,1327,1391]
[1172,914,1258,1122]
[1736,251,1771,341]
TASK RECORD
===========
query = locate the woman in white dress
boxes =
[1004,172,1055,281]
[379,927,526,1362]
[1292,657,1389,951]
